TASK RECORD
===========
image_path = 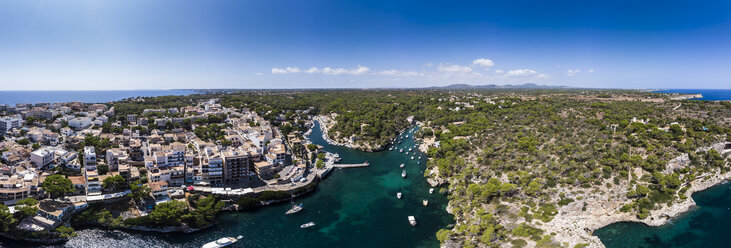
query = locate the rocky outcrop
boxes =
[543,142,730,248]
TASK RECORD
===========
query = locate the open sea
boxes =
[653,89,731,101]
[0,122,453,248]
[0,90,196,106]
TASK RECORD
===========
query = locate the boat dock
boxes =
[333,162,369,168]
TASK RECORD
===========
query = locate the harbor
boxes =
[22,121,453,248]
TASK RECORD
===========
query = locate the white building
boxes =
[60,127,73,136]
[83,146,97,171]
[0,116,22,133]
[106,148,128,171]
[30,148,55,168]
[68,117,92,130]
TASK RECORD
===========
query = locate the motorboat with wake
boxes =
[202,235,243,248]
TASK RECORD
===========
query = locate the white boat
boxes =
[399,149,403,153]
[401,170,406,178]
[406,151,409,155]
[300,222,316,228]
[408,148,412,152]
[286,203,303,214]
[411,156,415,160]
[429,188,434,194]
[417,161,421,165]
[397,192,402,199]
[406,135,409,138]
[202,235,242,248]
[389,147,393,151]
[408,216,417,226]
[422,200,429,206]
[399,163,405,168]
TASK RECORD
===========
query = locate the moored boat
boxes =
[202,235,242,248]
[399,163,405,168]
[286,203,303,214]
[401,170,406,178]
[429,188,434,194]
[408,216,417,226]
[422,200,429,206]
[397,192,402,199]
[300,222,316,228]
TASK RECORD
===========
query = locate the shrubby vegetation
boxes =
[108,89,729,246]
[123,196,224,228]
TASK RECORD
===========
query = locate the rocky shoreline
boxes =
[121,223,213,233]
[0,231,69,245]
[431,139,730,248]
[312,115,387,152]
[313,115,354,148]
[543,142,730,248]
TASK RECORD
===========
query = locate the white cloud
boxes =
[494,69,504,74]
[272,65,370,75]
[255,72,263,76]
[566,69,580,76]
[437,64,472,73]
[589,69,595,73]
[378,69,423,77]
[352,65,370,75]
[472,58,495,69]
[271,67,302,74]
[506,69,537,77]
[305,67,320,73]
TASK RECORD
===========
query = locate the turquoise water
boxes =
[0,122,453,247]
[0,90,196,105]
[595,182,731,248]
[654,89,731,101]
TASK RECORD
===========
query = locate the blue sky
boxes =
[0,0,730,90]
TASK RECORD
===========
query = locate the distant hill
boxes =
[427,83,571,89]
